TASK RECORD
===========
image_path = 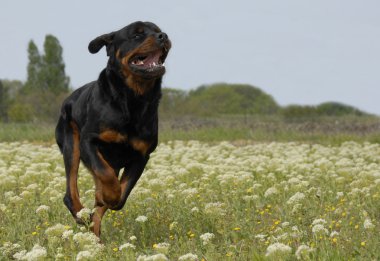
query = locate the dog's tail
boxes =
[55,102,73,153]
[62,101,73,122]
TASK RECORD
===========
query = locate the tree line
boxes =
[159,84,369,119]
[0,35,70,122]
[0,35,370,123]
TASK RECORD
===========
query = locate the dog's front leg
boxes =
[111,155,148,211]
[80,136,121,207]
[80,136,122,236]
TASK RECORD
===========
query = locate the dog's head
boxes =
[88,21,171,84]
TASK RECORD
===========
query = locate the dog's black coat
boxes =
[55,21,171,236]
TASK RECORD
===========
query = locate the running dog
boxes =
[55,21,171,237]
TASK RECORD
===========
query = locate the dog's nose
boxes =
[157,32,168,42]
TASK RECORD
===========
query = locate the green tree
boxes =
[13,35,71,122]
[39,35,70,93]
[24,40,42,91]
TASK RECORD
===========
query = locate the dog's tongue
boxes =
[144,51,161,67]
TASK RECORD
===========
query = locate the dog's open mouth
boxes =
[129,49,167,73]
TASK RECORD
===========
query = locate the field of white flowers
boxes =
[0,141,379,260]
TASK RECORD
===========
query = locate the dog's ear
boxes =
[88,32,115,55]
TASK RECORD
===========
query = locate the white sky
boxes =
[1,0,380,114]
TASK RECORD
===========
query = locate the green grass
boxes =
[2,115,379,144]
[0,123,56,143]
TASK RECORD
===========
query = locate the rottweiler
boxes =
[55,21,171,237]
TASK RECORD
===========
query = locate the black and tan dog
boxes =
[55,21,171,237]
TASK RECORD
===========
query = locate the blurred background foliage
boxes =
[0,34,379,143]
[0,34,372,123]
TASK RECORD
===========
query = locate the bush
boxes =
[281,102,369,119]
[280,105,318,119]
[316,102,367,116]
[182,83,279,116]
[7,103,34,122]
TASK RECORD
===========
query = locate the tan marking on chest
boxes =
[99,130,128,143]
[130,138,151,156]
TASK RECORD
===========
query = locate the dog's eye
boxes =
[132,34,143,40]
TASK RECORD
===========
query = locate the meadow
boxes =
[0,137,379,260]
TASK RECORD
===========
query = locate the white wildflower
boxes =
[137,253,168,261]
[4,191,15,198]
[330,231,339,238]
[291,203,303,214]
[204,202,226,216]
[73,232,100,246]
[190,207,199,213]
[254,234,267,242]
[287,177,300,184]
[16,244,47,260]
[13,250,27,260]
[45,223,67,238]
[336,191,344,199]
[153,242,170,254]
[311,218,327,226]
[265,242,292,257]
[19,191,32,198]
[264,187,278,198]
[62,230,74,240]
[135,215,148,223]
[242,195,259,202]
[130,235,137,241]
[76,250,93,261]
[291,226,303,239]
[281,222,290,228]
[199,232,215,246]
[9,195,23,204]
[363,218,375,230]
[119,243,136,251]
[287,192,305,205]
[76,208,92,221]
[25,183,39,191]
[1,242,22,258]
[295,244,314,260]
[178,253,198,261]
[312,224,328,235]
[35,205,50,214]
[0,203,6,212]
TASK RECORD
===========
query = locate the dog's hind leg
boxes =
[61,121,84,223]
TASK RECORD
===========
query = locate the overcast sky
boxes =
[1,0,380,114]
